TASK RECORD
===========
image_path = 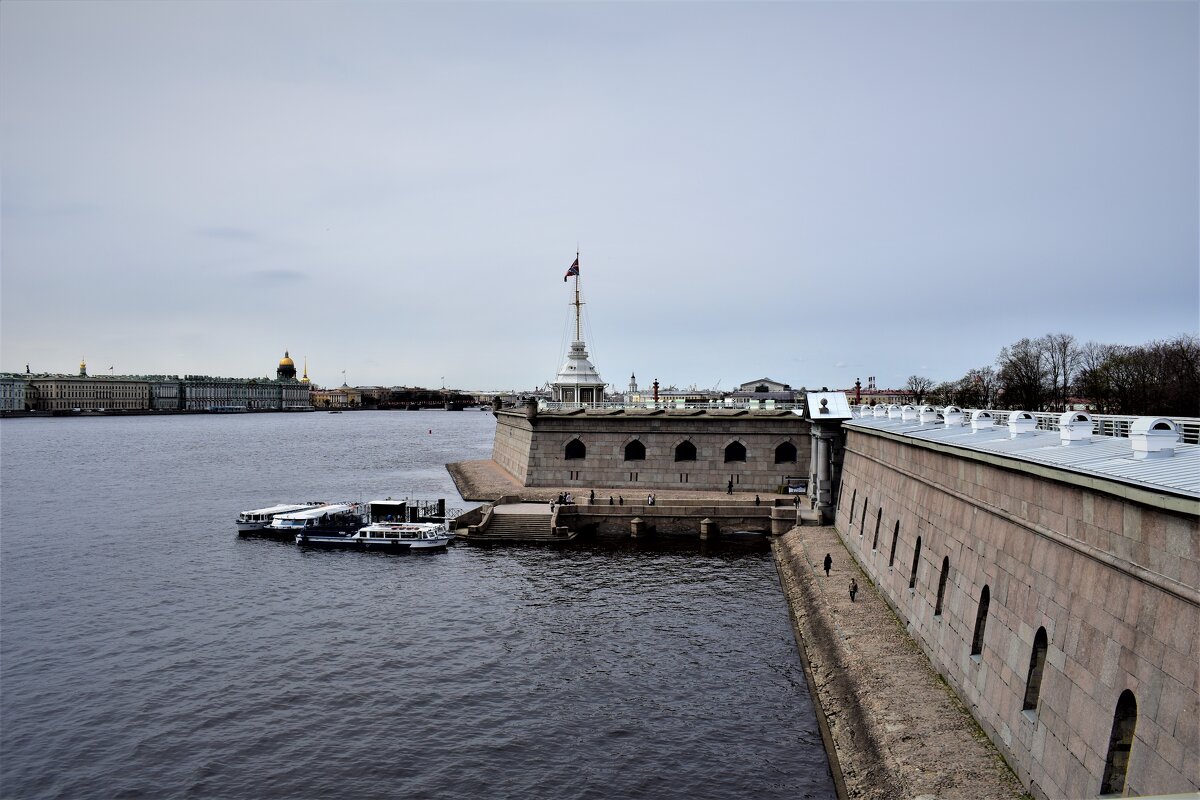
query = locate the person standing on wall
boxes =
[727,477,734,495]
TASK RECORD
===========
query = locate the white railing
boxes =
[538,399,805,412]
[853,407,1200,445]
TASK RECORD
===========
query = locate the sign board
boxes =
[785,477,809,494]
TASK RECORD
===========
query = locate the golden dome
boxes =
[279,350,295,367]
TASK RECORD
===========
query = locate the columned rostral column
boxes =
[550,253,606,407]
[803,390,853,523]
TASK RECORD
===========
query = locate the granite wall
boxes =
[834,426,1199,799]
[490,408,811,493]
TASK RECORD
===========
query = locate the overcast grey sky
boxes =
[2,1,1196,391]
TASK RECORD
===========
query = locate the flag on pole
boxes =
[564,257,580,282]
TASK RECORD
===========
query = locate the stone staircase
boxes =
[466,508,574,543]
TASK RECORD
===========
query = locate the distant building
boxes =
[27,373,151,411]
[0,374,28,411]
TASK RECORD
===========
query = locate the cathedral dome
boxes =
[276,350,298,380]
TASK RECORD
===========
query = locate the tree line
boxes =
[904,333,1198,417]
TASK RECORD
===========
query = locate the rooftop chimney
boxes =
[1008,411,1037,438]
[942,405,965,427]
[1058,411,1094,446]
[971,410,996,433]
[1130,417,1180,460]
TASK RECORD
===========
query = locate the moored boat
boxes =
[302,521,452,551]
[237,502,324,534]
[270,503,365,543]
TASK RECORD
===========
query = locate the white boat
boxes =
[335,521,453,551]
[271,503,365,542]
[237,502,323,533]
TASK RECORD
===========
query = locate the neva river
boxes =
[1,411,833,799]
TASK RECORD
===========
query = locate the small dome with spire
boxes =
[300,358,310,384]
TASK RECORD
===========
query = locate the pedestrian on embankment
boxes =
[727,478,734,495]
[754,495,760,506]
[823,553,832,576]
[849,578,858,602]
[589,489,595,504]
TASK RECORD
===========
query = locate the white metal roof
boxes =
[273,503,359,519]
[846,415,1200,499]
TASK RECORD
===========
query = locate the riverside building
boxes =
[7,353,311,412]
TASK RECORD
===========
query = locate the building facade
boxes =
[0,375,29,411]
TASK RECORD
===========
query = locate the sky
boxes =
[2,1,1196,392]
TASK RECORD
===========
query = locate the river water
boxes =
[1,411,833,799]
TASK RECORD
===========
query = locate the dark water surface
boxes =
[1,411,833,799]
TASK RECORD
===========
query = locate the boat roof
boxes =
[241,503,319,516]
[274,503,359,520]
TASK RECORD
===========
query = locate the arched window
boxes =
[1100,690,1137,795]
[774,442,797,463]
[861,496,870,534]
[1023,627,1049,712]
[724,441,746,462]
[872,508,882,550]
[848,489,857,520]
[935,557,950,616]
[970,585,990,656]
[565,439,586,460]
[624,440,646,461]
[889,520,899,567]
[909,536,922,589]
[674,441,696,462]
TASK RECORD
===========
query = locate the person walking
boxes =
[589,489,595,504]
[618,495,624,506]
[727,477,734,495]
[849,578,859,602]
[609,495,614,505]
[754,495,760,506]
[823,553,832,576]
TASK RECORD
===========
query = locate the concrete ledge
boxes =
[773,526,1027,800]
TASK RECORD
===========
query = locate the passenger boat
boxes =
[270,503,365,542]
[236,502,323,534]
[299,521,452,551]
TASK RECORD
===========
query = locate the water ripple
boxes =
[1,412,832,799]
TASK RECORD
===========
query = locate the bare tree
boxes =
[906,375,934,404]
[1039,333,1081,412]
[997,337,1047,410]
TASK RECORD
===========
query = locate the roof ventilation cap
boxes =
[943,405,965,427]
[886,404,903,419]
[918,405,939,424]
[971,410,996,432]
[873,405,888,418]
[900,404,918,421]
[858,404,873,418]
[1008,411,1037,438]
[1130,417,1180,460]
[1058,411,1094,446]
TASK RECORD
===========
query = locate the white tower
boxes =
[551,253,606,406]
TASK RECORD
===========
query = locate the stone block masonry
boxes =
[490,407,811,493]
[834,426,1199,799]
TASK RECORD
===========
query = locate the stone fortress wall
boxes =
[833,423,1199,799]
[490,406,811,493]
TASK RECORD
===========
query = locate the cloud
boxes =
[252,269,306,284]
[197,227,258,242]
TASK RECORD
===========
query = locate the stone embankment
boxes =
[774,526,1029,800]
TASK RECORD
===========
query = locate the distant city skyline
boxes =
[2,1,1196,390]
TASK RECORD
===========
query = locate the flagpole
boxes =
[573,248,582,341]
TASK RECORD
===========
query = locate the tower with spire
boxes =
[550,252,606,406]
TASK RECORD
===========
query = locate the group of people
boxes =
[822,553,859,602]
